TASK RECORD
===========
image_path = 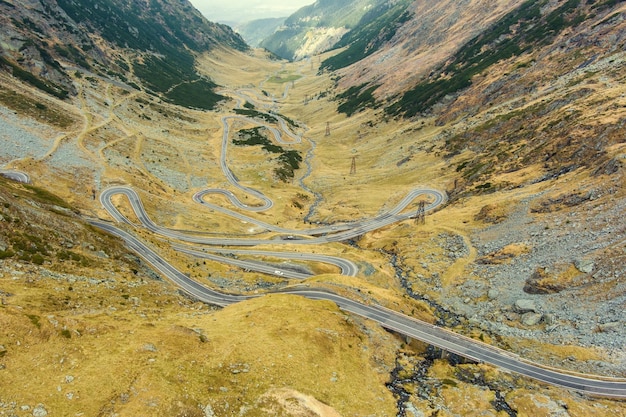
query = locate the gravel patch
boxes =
[0,106,53,164]
[144,162,189,192]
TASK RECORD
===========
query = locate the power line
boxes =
[415,200,425,225]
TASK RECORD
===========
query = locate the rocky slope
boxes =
[0,0,247,109]
[316,0,626,368]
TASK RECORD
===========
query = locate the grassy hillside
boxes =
[0,0,247,110]
[320,0,413,72]
[0,176,401,416]
[387,0,599,117]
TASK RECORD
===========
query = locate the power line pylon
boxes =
[415,201,425,225]
[350,156,357,175]
[325,122,331,136]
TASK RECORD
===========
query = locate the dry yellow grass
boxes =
[0,272,400,416]
[507,389,626,417]
[477,243,531,265]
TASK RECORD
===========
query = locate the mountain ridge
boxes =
[236,17,286,48]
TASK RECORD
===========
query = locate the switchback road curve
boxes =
[101,186,446,245]
[93,85,626,398]
[99,185,442,276]
[89,218,626,399]
[0,170,30,183]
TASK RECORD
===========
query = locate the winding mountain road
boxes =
[101,185,445,244]
[0,170,30,183]
[88,87,626,398]
[89,216,626,399]
[95,180,626,399]
[3,50,623,401]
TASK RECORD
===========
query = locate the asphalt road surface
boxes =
[0,170,30,183]
[89,218,626,399]
[101,186,446,245]
[91,100,626,397]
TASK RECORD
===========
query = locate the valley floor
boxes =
[0,47,625,416]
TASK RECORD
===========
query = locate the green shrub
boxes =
[336,84,380,116]
[31,253,45,265]
[0,56,68,99]
[232,128,302,183]
[26,314,41,329]
[233,108,278,124]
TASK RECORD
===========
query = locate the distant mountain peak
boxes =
[259,0,393,61]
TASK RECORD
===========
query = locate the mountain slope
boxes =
[322,0,626,186]
[0,0,247,109]
[326,0,521,104]
[302,0,626,386]
[236,17,286,48]
[259,0,389,61]
[319,0,413,72]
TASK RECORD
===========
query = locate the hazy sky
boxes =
[189,0,314,24]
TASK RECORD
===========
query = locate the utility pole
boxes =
[415,201,425,225]
[350,156,357,175]
[325,122,331,136]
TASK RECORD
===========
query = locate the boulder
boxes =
[142,343,157,352]
[521,312,543,326]
[574,259,594,274]
[203,404,215,417]
[32,404,48,417]
[597,322,620,333]
[514,299,537,313]
[543,313,555,326]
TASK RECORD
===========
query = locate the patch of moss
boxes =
[0,86,74,129]
[23,184,71,209]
